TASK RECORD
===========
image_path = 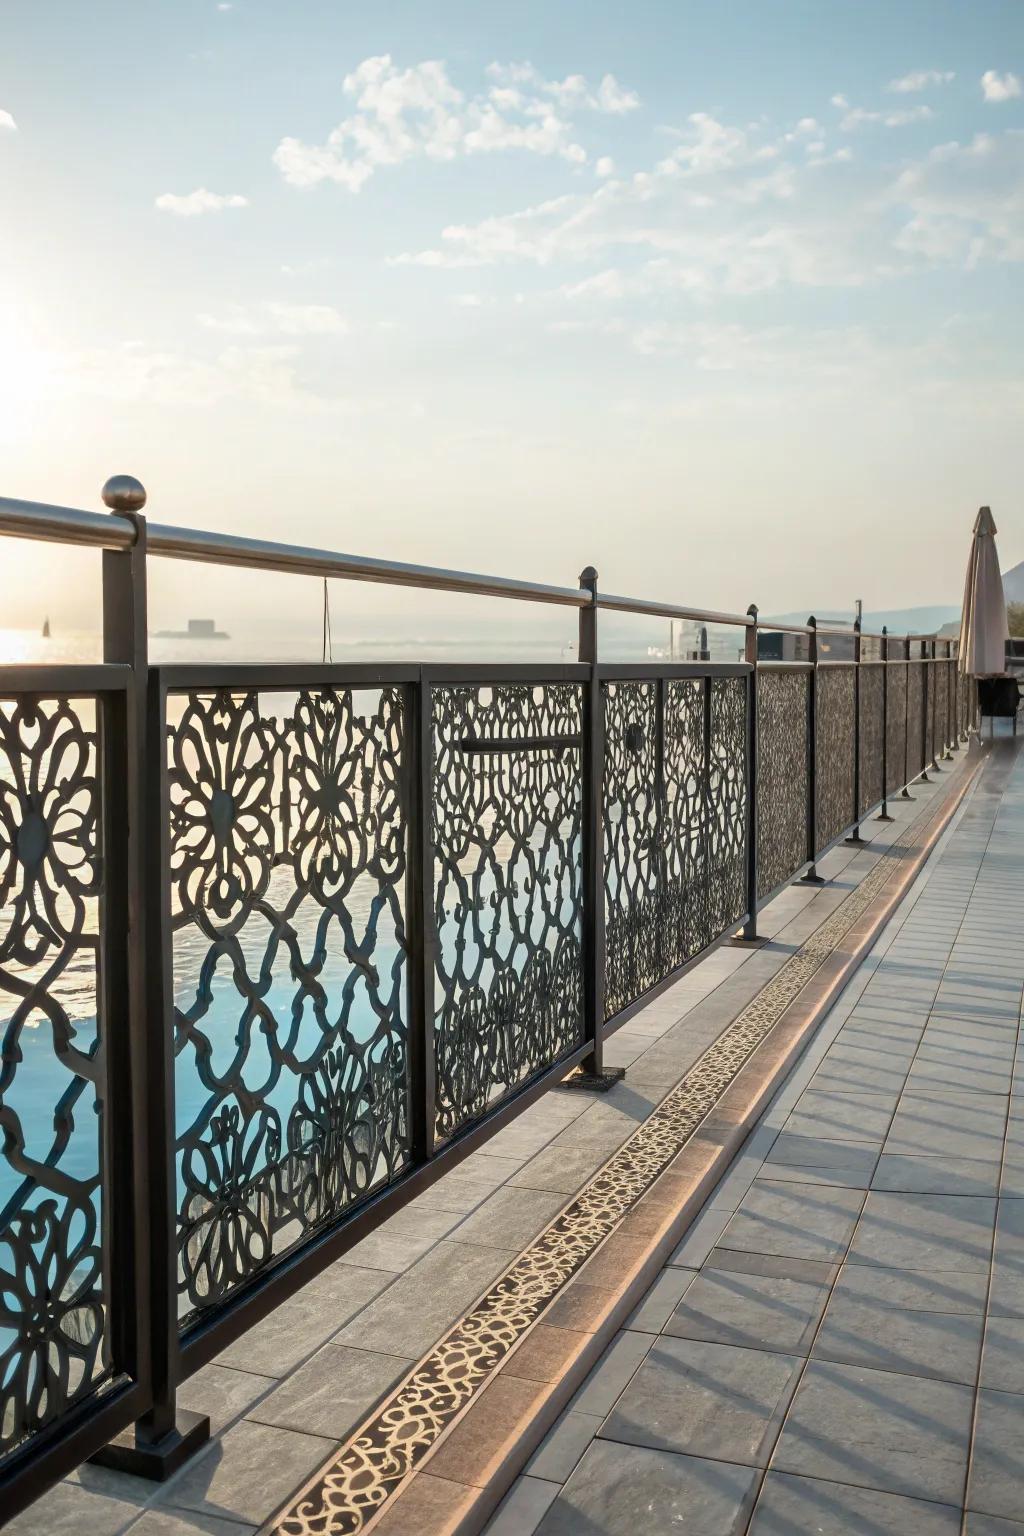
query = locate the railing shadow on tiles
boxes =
[0,479,977,1518]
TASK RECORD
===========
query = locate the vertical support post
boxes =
[91,476,209,1479]
[876,626,894,821]
[944,641,955,758]
[918,641,932,782]
[740,605,761,940]
[565,566,623,1090]
[929,639,943,771]
[844,615,866,844]
[406,675,436,1163]
[801,617,825,883]
[901,636,915,798]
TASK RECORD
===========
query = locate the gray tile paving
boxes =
[812,1290,984,1383]
[662,1265,829,1354]
[487,750,1024,1536]
[152,1419,334,1526]
[537,1441,760,1535]
[846,1191,996,1272]
[771,1358,974,1504]
[246,1342,410,1437]
[967,1388,1024,1520]
[718,1180,864,1262]
[601,1336,802,1464]
[749,1471,962,1534]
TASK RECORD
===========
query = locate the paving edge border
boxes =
[265,751,982,1536]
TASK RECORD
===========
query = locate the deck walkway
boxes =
[491,739,1024,1535]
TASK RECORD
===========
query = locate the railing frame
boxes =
[0,481,976,1520]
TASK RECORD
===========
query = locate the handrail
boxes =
[145,521,589,607]
[595,592,754,627]
[0,495,136,549]
[0,488,964,643]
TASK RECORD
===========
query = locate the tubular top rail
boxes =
[0,490,959,642]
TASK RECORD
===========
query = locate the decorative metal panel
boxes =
[0,697,108,1457]
[757,670,809,897]
[432,683,583,1142]
[603,682,659,1020]
[602,677,747,1021]
[886,664,908,796]
[705,679,748,938]
[858,665,885,816]
[907,663,925,778]
[169,687,409,1320]
[815,667,855,851]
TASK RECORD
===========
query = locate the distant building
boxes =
[155,617,229,639]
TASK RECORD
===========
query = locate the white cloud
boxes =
[891,130,1024,264]
[198,301,348,335]
[596,156,615,178]
[888,69,955,93]
[273,54,638,191]
[0,109,16,131]
[392,113,884,293]
[839,103,934,131]
[982,70,1022,103]
[391,107,1024,298]
[155,188,248,216]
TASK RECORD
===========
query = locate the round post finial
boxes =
[102,474,147,513]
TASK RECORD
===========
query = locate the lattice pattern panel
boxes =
[706,679,748,939]
[169,687,409,1320]
[432,684,583,1141]
[602,678,747,1020]
[603,682,660,1020]
[815,667,855,851]
[858,665,885,817]
[0,697,108,1457]
[757,670,809,898]
[907,663,925,778]
[886,664,908,796]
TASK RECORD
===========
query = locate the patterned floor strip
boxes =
[267,763,975,1536]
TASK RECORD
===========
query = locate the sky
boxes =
[1,0,1023,647]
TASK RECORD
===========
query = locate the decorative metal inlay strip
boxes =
[268,771,964,1536]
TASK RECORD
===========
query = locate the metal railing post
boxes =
[918,641,932,783]
[944,641,955,758]
[740,605,761,940]
[801,616,825,884]
[929,639,943,771]
[845,615,866,844]
[901,636,915,797]
[566,567,623,1090]
[406,676,436,1162]
[91,477,210,1479]
[876,626,894,821]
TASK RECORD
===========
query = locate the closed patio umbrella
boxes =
[959,505,1008,677]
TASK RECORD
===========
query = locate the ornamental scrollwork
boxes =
[169,686,409,1318]
[0,696,107,1457]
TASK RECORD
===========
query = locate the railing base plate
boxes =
[558,1066,626,1093]
[843,834,868,847]
[799,872,827,886]
[728,933,767,948]
[89,1409,211,1482]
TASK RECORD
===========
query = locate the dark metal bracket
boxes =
[460,733,581,755]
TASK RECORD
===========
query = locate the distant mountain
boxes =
[765,604,961,634]
[1003,561,1024,604]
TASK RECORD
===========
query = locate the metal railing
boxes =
[0,477,978,1518]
